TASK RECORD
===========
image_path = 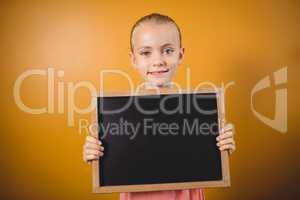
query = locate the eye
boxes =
[164,48,174,55]
[140,51,151,56]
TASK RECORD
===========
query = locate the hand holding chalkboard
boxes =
[83,125,104,164]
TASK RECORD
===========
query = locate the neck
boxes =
[144,82,173,89]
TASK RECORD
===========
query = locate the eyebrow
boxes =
[137,46,152,51]
[161,43,174,48]
[137,43,175,51]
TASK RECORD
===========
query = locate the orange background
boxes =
[1,1,299,199]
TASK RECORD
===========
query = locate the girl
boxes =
[83,13,236,200]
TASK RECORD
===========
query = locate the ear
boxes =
[178,47,185,65]
[129,51,137,68]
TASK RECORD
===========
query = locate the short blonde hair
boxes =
[130,13,182,52]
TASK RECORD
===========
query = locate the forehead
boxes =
[132,21,180,49]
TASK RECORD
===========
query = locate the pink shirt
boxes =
[120,189,205,200]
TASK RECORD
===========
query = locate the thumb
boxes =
[88,122,99,138]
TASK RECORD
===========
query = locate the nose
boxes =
[152,52,166,67]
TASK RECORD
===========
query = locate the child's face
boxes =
[130,22,184,87]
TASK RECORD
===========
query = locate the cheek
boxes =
[137,67,147,76]
[166,55,180,69]
[135,58,149,75]
[165,50,181,63]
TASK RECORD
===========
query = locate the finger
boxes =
[84,143,104,151]
[216,131,233,141]
[224,123,233,130]
[85,154,101,161]
[83,152,101,164]
[219,144,235,151]
[229,148,235,154]
[84,159,92,165]
[85,149,103,157]
[83,154,92,164]
[89,123,99,137]
[217,138,235,147]
[222,123,234,134]
[86,136,102,145]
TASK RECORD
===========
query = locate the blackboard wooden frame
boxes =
[91,88,230,193]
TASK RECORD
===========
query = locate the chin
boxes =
[149,77,171,87]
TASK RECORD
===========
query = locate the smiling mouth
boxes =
[147,69,170,76]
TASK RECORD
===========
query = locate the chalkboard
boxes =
[91,88,230,193]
